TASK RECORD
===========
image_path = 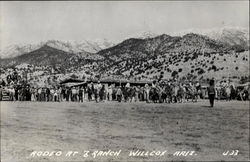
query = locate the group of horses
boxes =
[149,84,198,103]
[87,81,249,103]
[120,83,199,103]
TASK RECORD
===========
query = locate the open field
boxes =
[1,100,249,162]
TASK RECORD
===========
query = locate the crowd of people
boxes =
[0,78,249,103]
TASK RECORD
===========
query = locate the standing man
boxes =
[50,87,55,102]
[46,87,50,102]
[144,83,150,103]
[0,85,2,101]
[116,86,122,102]
[79,86,83,102]
[207,79,216,108]
[37,87,42,101]
[96,81,102,102]
[71,87,77,102]
[87,83,93,101]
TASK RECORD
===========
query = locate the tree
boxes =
[212,65,217,71]
[197,68,205,75]
[171,71,178,78]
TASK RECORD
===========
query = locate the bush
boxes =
[171,71,178,77]
[197,68,205,75]
[235,67,239,70]
[212,65,217,71]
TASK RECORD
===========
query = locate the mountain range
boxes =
[1,27,248,59]
[0,39,115,59]
[172,27,249,50]
[0,26,249,80]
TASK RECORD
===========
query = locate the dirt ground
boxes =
[1,100,249,162]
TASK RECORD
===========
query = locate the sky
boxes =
[0,1,249,48]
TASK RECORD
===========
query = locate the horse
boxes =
[149,87,159,103]
[186,86,198,102]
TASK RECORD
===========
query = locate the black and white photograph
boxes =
[0,1,249,162]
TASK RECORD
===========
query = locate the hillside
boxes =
[172,27,249,51]
[0,45,74,67]
[95,33,248,81]
[0,39,115,59]
[96,33,232,76]
[0,32,249,82]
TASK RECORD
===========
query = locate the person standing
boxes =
[71,87,77,102]
[9,86,15,101]
[50,87,55,102]
[144,84,150,103]
[75,87,79,102]
[87,83,93,101]
[31,87,36,101]
[79,86,83,102]
[37,87,42,101]
[54,88,59,102]
[0,85,2,101]
[107,84,113,101]
[173,83,179,103]
[99,85,105,102]
[207,79,216,108]
[135,86,139,102]
[116,86,122,102]
[61,86,66,101]
[225,84,231,101]
[96,81,102,102]
[14,86,19,101]
[46,87,50,102]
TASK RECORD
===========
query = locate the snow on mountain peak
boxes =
[171,26,249,47]
[126,30,158,39]
[0,43,42,59]
[0,39,116,59]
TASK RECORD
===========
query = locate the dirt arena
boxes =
[1,100,249,162]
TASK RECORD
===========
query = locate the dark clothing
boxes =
[207,85,216,107]
[99,88,105,101]
[79,89,83,102]
[61,88,66,99]
[209,94,215,107]
[15,88,18,100]
[46,88,50,101]
[207,86,216,95]
[65,89,70,101]
[117,95,122,102]
[87,86,92,101]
